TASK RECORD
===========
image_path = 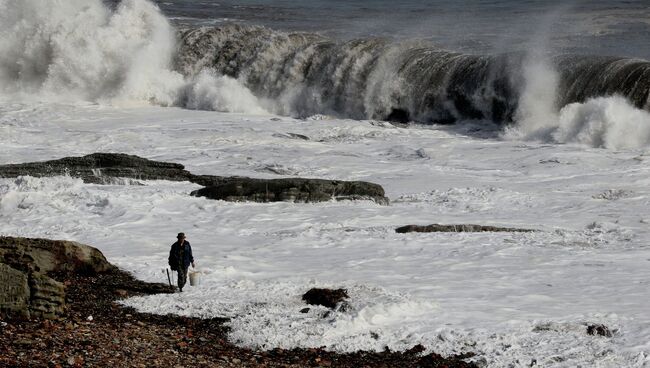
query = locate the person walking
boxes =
[168,232,195,292]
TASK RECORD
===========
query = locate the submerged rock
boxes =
[586,324,613,337]
[0,153,389,204]
[302,288,349,309]
[396,224,535,233]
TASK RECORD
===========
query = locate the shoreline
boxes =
[1,255,475,367]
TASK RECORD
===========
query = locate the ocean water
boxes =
[1,0,650,367]
[150,0,650,57]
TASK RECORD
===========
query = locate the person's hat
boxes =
[177,232,185,238]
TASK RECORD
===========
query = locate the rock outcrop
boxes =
[0,263,30,318]
[192,177,387,204]
[0,236,116,319]
[0,236,116,275]
[0,153,389,204]
[396,224,535,233]
[0,153,194,184]
[302,288,349,309]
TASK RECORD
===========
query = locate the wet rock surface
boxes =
[0,153,389,204]
[302,288,349,309]
[396,224,535,233]
[587,324,613,337]
[0,258,476,368]
[192,178,388,204]
[0,152,194,184]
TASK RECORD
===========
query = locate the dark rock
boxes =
[0,153,194,184]
[0,153,389,204]
[300,308,310,313]
[302,288,349,309]
[406,344,426,354]
[586,324,612,337]
[272,132,310,140]
[396,224,535,233]
[191,177,388,204]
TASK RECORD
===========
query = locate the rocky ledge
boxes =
[396,224,535,233]
[0,153,388,204]
[0,237,475,367]
[192,178,386,203]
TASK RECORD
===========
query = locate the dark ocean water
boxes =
[150,0,650,58]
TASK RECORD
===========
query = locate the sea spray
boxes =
[508,54,560,140]
[0,0,182,103]
[502,11,650,149]
[1,0,650,148]
[506,58,650,149]
[554,96,650,149]
[182,69,268,114]
[0,0,265,114]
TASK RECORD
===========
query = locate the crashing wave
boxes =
[1,0,649,148]
[177,24,650,125]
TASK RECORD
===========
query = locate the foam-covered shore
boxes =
[1,102,649,366]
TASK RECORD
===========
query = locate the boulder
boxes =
[0,236,116,275]
[192,177,388,204]
[396,224,534,233]
[302,288,349,309]
[0,236,117,319]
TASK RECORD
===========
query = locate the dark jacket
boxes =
[168,241,194,270]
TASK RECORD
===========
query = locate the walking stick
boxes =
[166,268,172,287]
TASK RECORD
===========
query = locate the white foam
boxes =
[0,0,266,114]
[182,69,268,114]
[505,51,650,149]
[1,103,649,366]
[554,96,650,149]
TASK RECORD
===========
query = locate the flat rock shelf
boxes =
[0,153,389,204]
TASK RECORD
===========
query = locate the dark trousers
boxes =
[177,266,189,290]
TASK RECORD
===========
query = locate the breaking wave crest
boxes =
[1,0,649,148]
[177,25,650,123]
